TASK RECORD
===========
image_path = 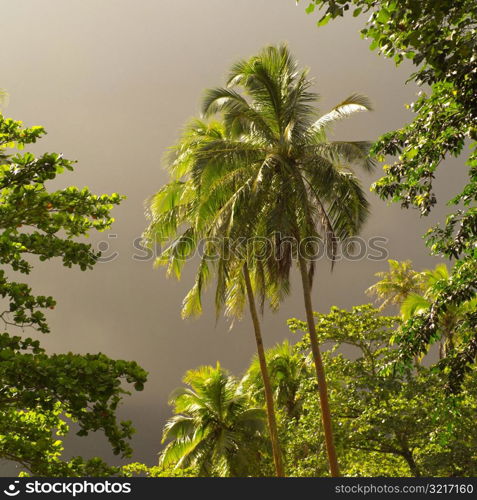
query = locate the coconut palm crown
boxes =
[159,364,267,476]
[145,44,375,317]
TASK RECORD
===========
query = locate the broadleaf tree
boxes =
[299,0,477,388]
[286,305,477,477]
[0,112,147,476]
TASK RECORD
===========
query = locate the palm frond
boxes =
[401,293,431,320]
[310,93,372,133]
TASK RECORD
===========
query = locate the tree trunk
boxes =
[402,450,421,477]
[243,263,285,477]
[297,253,340,477]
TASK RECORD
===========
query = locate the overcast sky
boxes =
[1,0,467,472]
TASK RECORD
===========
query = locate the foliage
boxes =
[159,364,269,477]
[0,113,147,476]
[157,305,477,476]
[119,462,197,477]
[366,259,425,310]
[300,0,477,387]
[285,305,477,477]
[368,260,477,360]
[241,340,311,419]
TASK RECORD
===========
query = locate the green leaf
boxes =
[305,3,315,14]
[369,39,379,51]
[317,13,331,27]
[377,8,390,23]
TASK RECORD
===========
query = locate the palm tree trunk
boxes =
[444,326,454,358]
[243,263,285,477]
[297,253,340,477]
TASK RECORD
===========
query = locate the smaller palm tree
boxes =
[242,341,311,419]
[159,363,268,477]
[369,261,477,359]
[366,259,425,311]
[401,264,477,359]
[400,264,450,321]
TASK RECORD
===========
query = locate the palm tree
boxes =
[144,120,286,476]
[400,264,477,359]
[366,259,425,311]
[400,264,450,322]
[146,44,374,476]
[369,261,477,359]
[159,364,267,476]
[193,44,374,476]
[242,340,310,419]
